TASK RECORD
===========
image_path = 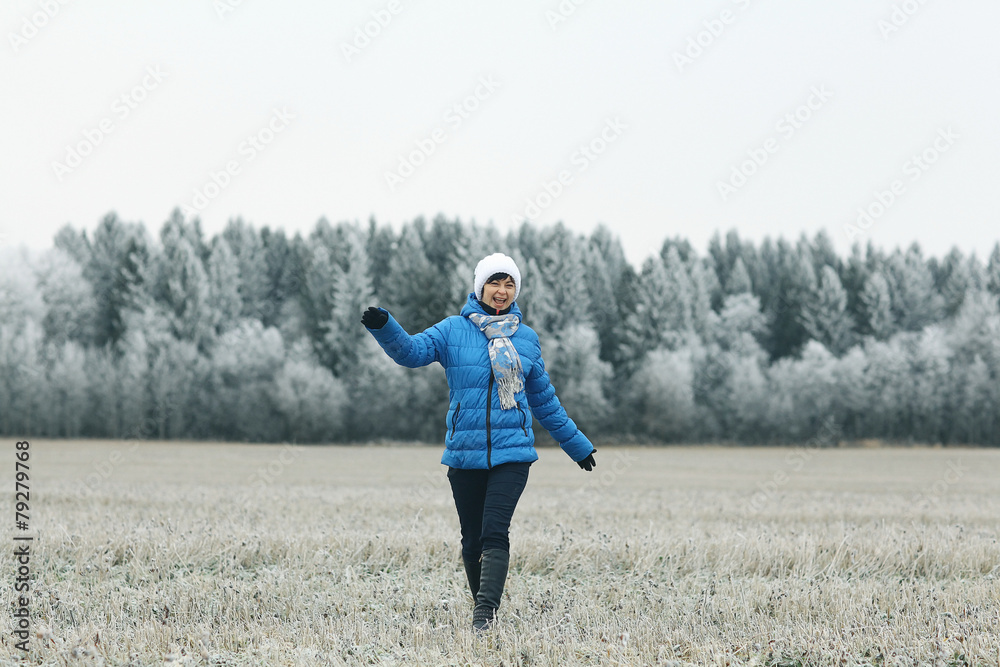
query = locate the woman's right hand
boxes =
[361,306,389,329]
[577,448,597,472]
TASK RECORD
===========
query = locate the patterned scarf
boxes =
[466,312,524,409]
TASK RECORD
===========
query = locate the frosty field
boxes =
[6,440,1000,666]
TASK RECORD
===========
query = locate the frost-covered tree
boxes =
[987,242,1000,301]
[885,244,943,332]
[800,265,855,355]
[585,225,627,364]
[83,213,152,346]
[950,355,996,444]
[761,240,816,360]
[34,248,97,345]
[621,247,696,365]
[725,355,769,442]
[766,340,838,442]
[0,321,45,436]
[116,326,150,437]
[542,324,612,434]
[45,341,88,437]
[381,222,441,332]
[0,249,46,332]
[725,257,753,295]
[688,257,717,340]
[909,326,951,442]
[324,224,374,376]
[207,320,284,441]
[860,336,912,439]
[861,271,894,340]
[627,347,696,441]
[153,221,213,350]
[273,352,348,442]
[937,248,973,319]
[222,218,271,322]
[206,237,242,335]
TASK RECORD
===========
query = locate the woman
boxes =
[361,252,597,631]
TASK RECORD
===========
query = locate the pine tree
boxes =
[937,248,971,319]
[261,226,295,329]
[801,265,856,355]
[154,221,213,351]
[381,222,440,332]
[532,223,592,333]
[585,225,626,364]
[206,237,242,335]
[987,242,1000,300]
[761,239,814,360]
[222,218,271,322]
[365,217,395,298]
[688,257,717,340]
[324,224,374,376]
[53,223,91,268]
[885,244,943,332]
[841,242,869,337]
[620,255,670,365]
[34,248,97,345]
[301,243,339,367]
[726,257,752,295]
[81,213,151,346]
[861,271,894,340]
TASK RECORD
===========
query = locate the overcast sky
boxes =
[3,0,998,267]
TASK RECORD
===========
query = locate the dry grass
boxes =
[4,440,1000,666]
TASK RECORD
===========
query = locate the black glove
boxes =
[361,306,388,329]
[577,448,597,472]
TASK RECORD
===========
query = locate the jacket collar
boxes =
[461,292,522,319]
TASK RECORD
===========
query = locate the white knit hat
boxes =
[473,253,521,301]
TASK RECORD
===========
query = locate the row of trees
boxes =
[1,209,998,444]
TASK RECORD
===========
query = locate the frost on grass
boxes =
[5,441,1000,665]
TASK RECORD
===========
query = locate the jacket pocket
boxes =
[517,404,528,436]
[451,402,461,439]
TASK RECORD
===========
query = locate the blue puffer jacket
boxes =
[366,294,594,469]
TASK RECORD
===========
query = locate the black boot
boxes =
[473,548,509,631]
[462,553,481,602]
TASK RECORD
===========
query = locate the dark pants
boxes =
[447,461,531,558]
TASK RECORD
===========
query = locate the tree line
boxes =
[1,209,998,445]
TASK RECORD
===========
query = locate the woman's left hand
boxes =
[577,448,597,472]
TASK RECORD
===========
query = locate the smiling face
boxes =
[481,274,516,312]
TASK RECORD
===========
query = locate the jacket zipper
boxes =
[517,404,527,436]
[451,402,460,439]
[486,372,494,469]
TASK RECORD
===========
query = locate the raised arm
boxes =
[362,307,447,368]
[524,352,595,464]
